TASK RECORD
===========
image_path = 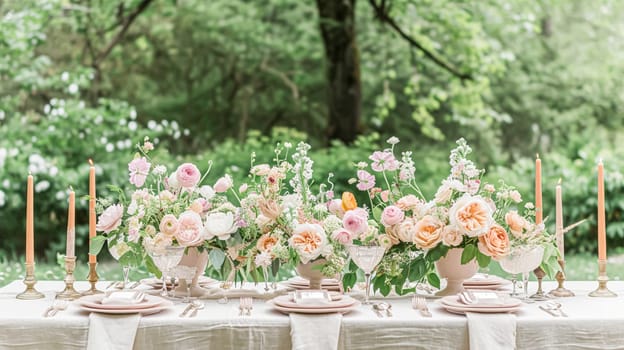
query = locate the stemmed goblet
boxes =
[174,265,198,302]
[499,245,545,300]
[148,246,186,298]
[347,245,386,305]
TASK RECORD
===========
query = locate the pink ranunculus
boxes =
[174,211,204,247]
[381,205,405,227]
[128,157,151,187]
[214,175,233,193]
[356,170,375,191]
[380,190,390,202]
[328,199,345,217]
[342,210,368,235]
[369,150,399,172]
[96,204,124,233]
[159,214,178,237]
[331,228,354,245]
[176,163,201,188]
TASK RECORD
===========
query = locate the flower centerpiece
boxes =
[91,137,242,283]
[341,137,557,296]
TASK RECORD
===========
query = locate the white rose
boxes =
[203,212,237,240]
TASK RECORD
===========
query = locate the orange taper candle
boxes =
[535,154,543,224]
[66,188,75,258]
[88,159,97,264]
[26,174,34,264]
[597,160,607,261]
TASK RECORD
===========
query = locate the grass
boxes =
[1,253,622,288]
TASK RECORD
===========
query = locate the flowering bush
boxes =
[345,137,557,296]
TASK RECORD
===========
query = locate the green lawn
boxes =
[0,253,621,288]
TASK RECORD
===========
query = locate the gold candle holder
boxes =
[56,256,82,300]
[81,262,103,295]
[16,262,44,300]
[548,259,574,297]
[589,259,617,297]
[530,267,549,300]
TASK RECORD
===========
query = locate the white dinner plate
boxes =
[463,274,511,286]
[78,294,165,310]
[267,299,361,314]
[273,295,356,309]
[80,300,174,315]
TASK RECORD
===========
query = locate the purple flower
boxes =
[369,151,399,172]
[128,157,151,187]
[356,170,375,191]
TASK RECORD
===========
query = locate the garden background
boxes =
[2,0,624,285]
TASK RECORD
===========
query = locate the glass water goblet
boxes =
[347,245,386,305]
[108,240,130,289]
[499,245,545,300]
[148,246,186,297]
[174,265,198,302]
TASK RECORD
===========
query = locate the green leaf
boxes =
[461,245,477,264]
[209,248,226,270]
[145,255,161,278]
[408,258,426,281]
[427,272,441,289]
[379,282,391,296]
[426,244,449,262]
[89,236,106,255]
[476,251,491,268]
[342,272,357,290]
[372,207,383,222]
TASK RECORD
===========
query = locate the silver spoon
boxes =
[189,300,205,317]
[372,303,386,318]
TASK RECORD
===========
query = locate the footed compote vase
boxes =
[296,259,328,290]
[435,248,478,296]
[175,247,209,298]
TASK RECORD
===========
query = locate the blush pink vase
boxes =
[175,247,208,297]
[434,248,478,296]
[295,259,327,290]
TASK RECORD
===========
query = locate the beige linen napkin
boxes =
[289,313,342,350]
[87,313,141,350]
[466,312,516,350]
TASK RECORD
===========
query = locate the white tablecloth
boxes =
[1,280,624,349]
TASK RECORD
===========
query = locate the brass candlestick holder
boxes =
[530,267,549,300]
[56,256,82,300]
[16,262,44,300]
[548,259,574,297]
[589,259,617,297]
[81,262,103,295]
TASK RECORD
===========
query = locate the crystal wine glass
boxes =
[148,246,186,297]
[108,239,130,289]
[347,245,386,305]
[499,245,545,300]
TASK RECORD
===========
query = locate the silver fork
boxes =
[238,298,246,316]
[412,295,432,317]
[44,299,69,318]
[243,297,253,316]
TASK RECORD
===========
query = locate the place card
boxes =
[471,291,505,305]
[101,291,145,305]
[293,290,331,305]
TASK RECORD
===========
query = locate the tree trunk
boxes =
[316,0,361,144]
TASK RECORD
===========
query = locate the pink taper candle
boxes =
[66,189,75,258]
[26,174,34,265]
[555,179,564,260]
[88,159,97,264]
[597,160,607,261]
[535,154,543,224]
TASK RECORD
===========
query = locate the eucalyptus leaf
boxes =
[209,248,226,270]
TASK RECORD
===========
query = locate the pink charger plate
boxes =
[78,294,166,310]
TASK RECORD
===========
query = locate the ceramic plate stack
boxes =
[268,294,360,314]
[463,274,511,290]
[78,294,173,315]
[439,294,522,315]
[283,277,342,291]
[140,276,219,290]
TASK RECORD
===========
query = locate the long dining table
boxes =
[1,279,624,350]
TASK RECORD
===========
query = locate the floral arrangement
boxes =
[342,137,557,296]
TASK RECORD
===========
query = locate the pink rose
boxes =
[176,163,201,188]
[328,199,345,217]
[381,205,404,227]
[96,204,124,233]
[214,175,233,193]
[380,190,390,203]
[331,228,354,245]
[396,195,422,211]
[159,214,178,237]
[174,211,204,247]
[342,210,368,235]
[128,157,151,187]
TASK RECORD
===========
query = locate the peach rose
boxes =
[174,211,204,247]
[159,214,179,237]
[396,195,422,211]
[441,226,463,247]
[289,223,328,264]
[341,192,357,211]
[383,225,401,245]
[478,225,510,260]
[259,198,282,220]
[396,217,417,242]
[413,215,443,250]
[449,195,493,237]
[505,210,527,238]
[256,234,279,253]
